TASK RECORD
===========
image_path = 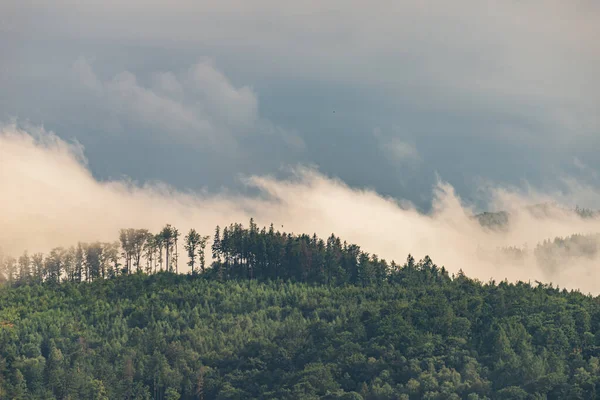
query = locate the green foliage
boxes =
[0,268,599,398]
[1,222,599,398]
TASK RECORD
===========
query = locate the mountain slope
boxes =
[1,263,600,399]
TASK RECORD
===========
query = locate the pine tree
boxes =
[173,227,180,274]
[103,241,120,278]
[198,235,210,273]
[131,229,150,273]
[44,248,65,284]
[63,247,76,282]
[156,233,165,272]
[10,369,28,399]
[195,366,205,400]
[31,252,44,283]
[212,226,221,263]
[45,343,64,398]
[84,242,103,281]
[75,243,84,282]
[17,251,31,284]
[143,235,157,274]
[160,225,175,272]
[3,256,16,285]
[184,229,201,274]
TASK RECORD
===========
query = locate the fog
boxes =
[2,124,600,293]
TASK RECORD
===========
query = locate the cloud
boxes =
[71,57,300,151]
[5,0,597,138]
[1,2,599,288]
[2,125,600,293]
[1,0,598,206]
[373,128,420,165]
[387,139,419,162]
[72,58,103,93]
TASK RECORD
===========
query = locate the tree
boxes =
[99,243,110,278]
[131,229,150,273]
[44,343,64,398]
[160,225,175,272]
[144,235,157,274]
[172,227,180,274]
[156,233,165,272]
[3,256,16,285]
[357,252,373,286]
[212,226,221,263]
[118,228,152,274]
[122,356,134,399]
[198,235,210,273]
[165,387,180,400]
[195,366,205,400]
[157,225,180,273]
[184,229,201,274]
[63,247,76,282]
[119,229,134,274]
[84,242,103,281]
[10,369,28,399]
[0,248,4,283]
[31,253,44,283]
[75,243,84,282]
[17,251,31,284]
[44,248,65,284]
[103,242,120,278]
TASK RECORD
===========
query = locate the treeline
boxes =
[475,233,600,269]
[209,220,406,286]
[0,224,205,286]
[4,220,597,290]
[1,219,422,288]
[474,205,599,231]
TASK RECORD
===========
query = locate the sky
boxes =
[1,1,600,289]
[2,0,598,208]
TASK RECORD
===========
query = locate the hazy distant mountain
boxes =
[473,204,598,230]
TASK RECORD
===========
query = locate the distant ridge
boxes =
[473,203,599,230]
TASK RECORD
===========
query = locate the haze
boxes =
[2,125,600,293]
[1,1,599,291]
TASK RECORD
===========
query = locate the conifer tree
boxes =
[184,229,201,274]
[198,235,210,273]
[17,251,31,284]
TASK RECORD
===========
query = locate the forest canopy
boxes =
[1,220,600,399]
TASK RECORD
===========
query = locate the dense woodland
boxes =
[1,220,600,398]
[0,220,398,287]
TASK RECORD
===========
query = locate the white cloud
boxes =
[373,128,420,165]
[109,70,215,138]
[1,0,599,224]
[385,138,420,162]
[1,0,598,163]
[72,57,103,93]
[3,125,600,293]
[71,58,296,150]
[186,61,258,130]
[151,72,184,98]
[7,1,597,133]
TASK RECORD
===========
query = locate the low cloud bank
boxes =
[1,125,600,292]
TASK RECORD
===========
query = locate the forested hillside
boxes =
[2,222,600,399]
[0,220,397,287]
